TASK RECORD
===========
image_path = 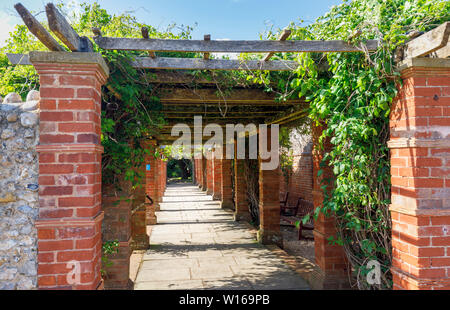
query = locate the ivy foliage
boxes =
[250,0,449,289]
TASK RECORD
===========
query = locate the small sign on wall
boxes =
[146,164,151,171]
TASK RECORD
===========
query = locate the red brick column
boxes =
[32,52,108,290]
[206,150,214,195]
[101,187,132,289]
[257,129,282,246]
[194,158,199,185]
[162,160,167,193]
[144,141,158,225]
[213,149,222,200]
[131,153,149,251]
[311,123,349,289]
[389,58,450,290]
[221,159,233,209]
[158,157,164,199]
[234,139,250,221]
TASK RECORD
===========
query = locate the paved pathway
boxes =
[134,183,309,290]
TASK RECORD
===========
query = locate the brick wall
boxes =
[279,128,313,207]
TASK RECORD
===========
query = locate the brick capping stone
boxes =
[29,51,110,78]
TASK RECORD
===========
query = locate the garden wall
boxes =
[0,91,40,290]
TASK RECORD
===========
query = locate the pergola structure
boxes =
[7,2,450,290]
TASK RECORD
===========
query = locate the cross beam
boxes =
[130,56,298,71]
[94,36,379,53]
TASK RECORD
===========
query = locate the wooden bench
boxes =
[280,197,314,240]
[280,192,289,209]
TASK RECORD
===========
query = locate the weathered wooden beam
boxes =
[6,53,31,65]
[403,22,450,59]
[46,3,92,52]
[94,36,379,53]
[263,29,291,61]
[14,3,65,52]
[131,56,298,71]
[141,27,156,58]
[158,87,302,103]
[204,34,211,60]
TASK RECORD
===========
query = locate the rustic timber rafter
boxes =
[130,56,298,71]
[263,29,291,61]
[14,3,65,52]
[45,3,93,52]
[93,36,379,53]
[402,22,450,60]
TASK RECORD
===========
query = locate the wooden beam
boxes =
[158,88,301,103]
[403,22,450,59]
[263,29,291,61]
[46,3,92,52]
[6,53,31,65]
[204,34,211,60]
[14,3,65,52]
[94,36,379,53]
[141,27,156,58]
[131,56,298,71]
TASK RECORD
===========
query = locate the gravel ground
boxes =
[281,225,315,263]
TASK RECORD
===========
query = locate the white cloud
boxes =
[0,11,19,48]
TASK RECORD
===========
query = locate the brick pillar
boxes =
[234,139,251,222]
[32,52,108,290]
[201,155,207,191]
[257,128,282,246]
[213,149,222,200]
[221,159,233,209]
[101,186,132,289]
[154,155,161,212]
[131,154,149,251]
[206,151,214,195]
[389,58,450,290]
[162,160,167,193]
[312,123,349,289]
[144,141,158,225]
[158,157,163,199]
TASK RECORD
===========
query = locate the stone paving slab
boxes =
[134,183,310,290]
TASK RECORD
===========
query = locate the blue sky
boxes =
[0,0,342,46]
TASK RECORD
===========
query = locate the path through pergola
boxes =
[135,183,309,290]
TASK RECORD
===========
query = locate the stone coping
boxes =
[29,51,110,77]
[399,57,450,71]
